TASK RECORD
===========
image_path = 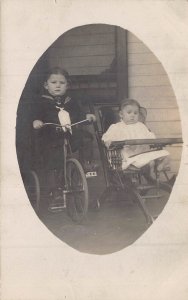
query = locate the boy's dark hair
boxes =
[44,67,70,83]
[120,98,141,111]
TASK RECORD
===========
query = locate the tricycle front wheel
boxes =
[66,158,89,223]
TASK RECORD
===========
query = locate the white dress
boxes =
[102,121,169,169]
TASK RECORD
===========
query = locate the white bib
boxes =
[57,108,72,133]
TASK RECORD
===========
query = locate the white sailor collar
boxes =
[41,94,71,105]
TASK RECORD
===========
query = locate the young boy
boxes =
[32,67,96,206]
[102,99,170,176]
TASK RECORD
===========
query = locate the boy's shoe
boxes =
[48,190,66,212]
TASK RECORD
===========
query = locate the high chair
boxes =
[90,103,182,224]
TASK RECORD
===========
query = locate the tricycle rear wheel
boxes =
[24,170,40,213]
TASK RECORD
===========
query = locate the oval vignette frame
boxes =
[16,24,183,255]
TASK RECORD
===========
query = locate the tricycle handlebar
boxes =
[43,119,89,128]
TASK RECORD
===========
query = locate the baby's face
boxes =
[44,74,68,97]
[120,104,139,124]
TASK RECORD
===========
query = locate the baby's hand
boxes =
[86,114,96,123]
[104,140,112,148]
[33,120,44,129]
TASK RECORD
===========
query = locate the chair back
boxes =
[98,104,147,134]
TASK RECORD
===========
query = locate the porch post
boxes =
[115,27,128,102]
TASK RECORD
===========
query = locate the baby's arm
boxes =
[102,133,112,148]
[148,130,156,139]
[146,130,155,139]
[102,124,118,148]
[140,123,156,138]
[103,140,112,148]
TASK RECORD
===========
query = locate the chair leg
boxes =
[98,185,118,205]
[132,189,154,225]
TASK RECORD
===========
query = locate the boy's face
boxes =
[44,74,68,97]
[120,104,139,124]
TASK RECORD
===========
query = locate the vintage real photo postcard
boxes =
[1,0,188,299]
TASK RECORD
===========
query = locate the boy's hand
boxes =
[33,120,44,129]
[86,114,96,123]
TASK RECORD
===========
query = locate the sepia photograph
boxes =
[1,1,188,299]
[16,24,182,254]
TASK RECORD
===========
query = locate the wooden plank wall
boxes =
[47,24,115,76]
[47,26,182,176]
[47,25,117,103]
[127,32,182,175]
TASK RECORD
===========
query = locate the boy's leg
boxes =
[70,128,96,169]
[46,169,60,197]
[44,145,65,200]
[47,169,65,211]
[78,130,94,163]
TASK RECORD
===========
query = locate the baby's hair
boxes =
[120,98,141,111]
[44,67,70,84]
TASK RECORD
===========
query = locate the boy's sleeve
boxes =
[31,98,44,121]
[68,99,86,123]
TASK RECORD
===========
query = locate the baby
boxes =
[102,99,170,176]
